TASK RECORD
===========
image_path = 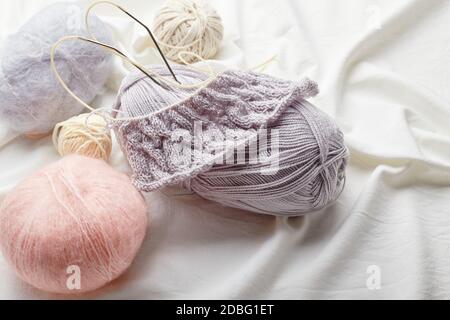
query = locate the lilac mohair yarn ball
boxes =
[0,2,113,136]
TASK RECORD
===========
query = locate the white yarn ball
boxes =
[153,0,224,64]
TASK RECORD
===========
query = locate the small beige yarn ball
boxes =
[52,114,112,161]
[153,0,224,64]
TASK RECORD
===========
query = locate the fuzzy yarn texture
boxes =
[53,114,112,161]
[0,155,148,294]
[153,0,224,64]
[113,65,349,216]
[0,2,113,136]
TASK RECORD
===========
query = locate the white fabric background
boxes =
[0,0,450,299]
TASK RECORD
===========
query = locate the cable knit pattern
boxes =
[113,68,319,192]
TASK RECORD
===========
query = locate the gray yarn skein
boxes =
[185,101,348,215]
[116,65,348,216]
[0,2,113,135]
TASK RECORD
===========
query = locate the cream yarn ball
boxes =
[153,0,224,64]
[53,114,112,161]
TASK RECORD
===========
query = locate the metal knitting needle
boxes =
[86,1,180,84]
[118,7,180,84]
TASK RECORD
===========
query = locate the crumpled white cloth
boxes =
[1,0,450,299]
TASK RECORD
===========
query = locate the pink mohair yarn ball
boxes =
[0,155,148,295]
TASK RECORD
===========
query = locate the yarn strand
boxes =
[50,36,216,122]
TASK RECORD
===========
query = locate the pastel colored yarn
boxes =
[53,114,112,161]
[113,65,349,216]
[153,0,224,64]
[0,2,113,136]
[0,155,148,294]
